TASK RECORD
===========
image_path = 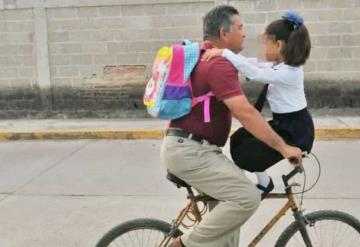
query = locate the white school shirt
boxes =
[222,49,307,114]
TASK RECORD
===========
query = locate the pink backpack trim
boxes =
[167,46,184,86]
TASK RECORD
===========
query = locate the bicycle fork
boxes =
[294,210,313,247]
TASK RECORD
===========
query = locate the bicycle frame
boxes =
[164,166,307,247]
[247,192,299,246]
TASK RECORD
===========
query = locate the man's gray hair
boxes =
[203,5,239,41]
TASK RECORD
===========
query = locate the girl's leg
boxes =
[230,112,315,199]
[230,127,283,172]
[230,127,283,198]
[254,171,270,187]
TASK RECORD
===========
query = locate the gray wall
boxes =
[45,1,210,87]
[0,0,359,89]
[0,0,359,118]
[0,8,35,88]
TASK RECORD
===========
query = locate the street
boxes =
[0,139,359,247]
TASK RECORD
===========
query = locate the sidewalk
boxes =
[0,116,359,140]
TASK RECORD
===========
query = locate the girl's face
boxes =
[263,34,284,63]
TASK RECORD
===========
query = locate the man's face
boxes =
[221,15,246,53]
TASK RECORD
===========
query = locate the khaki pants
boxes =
[161,135,261,247]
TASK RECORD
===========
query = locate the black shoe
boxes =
[257,177,274,200]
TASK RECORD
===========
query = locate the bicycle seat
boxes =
[166,171,191,188]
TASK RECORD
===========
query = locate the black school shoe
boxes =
[257,177,274,200]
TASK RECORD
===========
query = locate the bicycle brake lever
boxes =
[286,182,301,189]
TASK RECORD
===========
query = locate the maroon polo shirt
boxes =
[169,42,244,146]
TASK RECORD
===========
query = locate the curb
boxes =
[0,130,164,141]
[314,128,360,139]
[0,128,359,141]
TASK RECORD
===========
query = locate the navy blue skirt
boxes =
[230,108,314,172]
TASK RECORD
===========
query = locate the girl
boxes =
[202,11,314,199]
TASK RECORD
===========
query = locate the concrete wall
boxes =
[0,0,359,117]
[0,8,36,88]
[1,0,360,88]
[46,2,211,87]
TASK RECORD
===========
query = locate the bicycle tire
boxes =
[96,218,183,247]
[275,210,360,247]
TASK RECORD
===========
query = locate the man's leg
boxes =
[161,136,261,247]
[224,229,240,247]
[208,201,240,247]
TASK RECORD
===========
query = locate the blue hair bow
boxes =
[282,10,303,28]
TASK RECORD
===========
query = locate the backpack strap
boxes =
[193,92,215,123]
[254,84,269,112]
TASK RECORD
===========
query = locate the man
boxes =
[161,5,302,247]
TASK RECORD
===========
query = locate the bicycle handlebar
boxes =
[283,153,307,186]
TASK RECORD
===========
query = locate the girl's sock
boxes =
[255,171,270,187]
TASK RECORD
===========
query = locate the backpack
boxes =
[143,40,214,122]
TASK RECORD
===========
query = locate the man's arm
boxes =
[224,95,302,162]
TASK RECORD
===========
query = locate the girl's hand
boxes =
[201,48,224,62]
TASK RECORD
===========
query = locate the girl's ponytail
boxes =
[284,24,311,66]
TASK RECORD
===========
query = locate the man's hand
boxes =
[279,145,303,165]
[202,48,224,62]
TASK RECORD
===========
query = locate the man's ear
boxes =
[219,27,228,41]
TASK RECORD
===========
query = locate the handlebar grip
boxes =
[288,155,305,173]
[289,156,299,164]
[289,152,307,164]
[297,164,304,173]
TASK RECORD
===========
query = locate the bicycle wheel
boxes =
[275,210,360,247]
[96,218,183,247]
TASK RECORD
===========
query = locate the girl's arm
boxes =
[222,49,297,86]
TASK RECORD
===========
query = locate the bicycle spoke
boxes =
[109,238,122,247]
[338,224,359,247]
[105,228,168,247]
[141,229,144,246]
[331,221,342,246]
[134,229,142,246]
[310,225,321,246]
[119,236,127,247]
[146,229,152,246]
[331,222,346,246]
[128,231,136,247]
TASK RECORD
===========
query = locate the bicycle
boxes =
[96,154,360,247]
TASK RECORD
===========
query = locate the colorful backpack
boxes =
[143,40,214,122]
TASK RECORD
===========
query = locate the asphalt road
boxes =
[0,139,359,247]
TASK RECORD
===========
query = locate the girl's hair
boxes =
[265,17,311,66]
